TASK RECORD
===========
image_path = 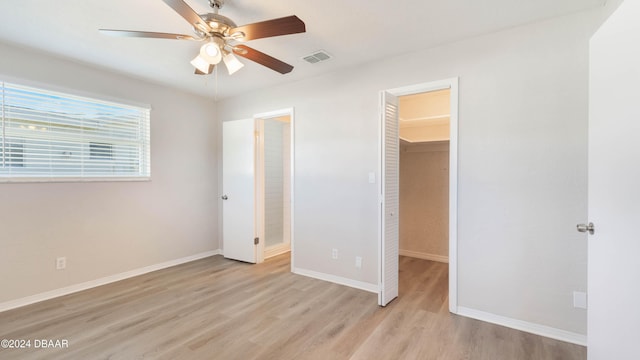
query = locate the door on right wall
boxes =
[588,1,640,359]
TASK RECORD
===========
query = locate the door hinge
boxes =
[254,237,259,245]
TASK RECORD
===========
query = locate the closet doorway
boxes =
[379,78,458,310]
[399,90,450,264]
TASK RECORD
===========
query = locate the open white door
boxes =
[222,119,257,263]
[588,2,640,359]
[379,91,399,306]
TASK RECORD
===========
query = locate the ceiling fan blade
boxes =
[230,15,305,41]
[195,64,214,75]
[233,45,293,74]
[99,29,198,40]
[162,0,211,32]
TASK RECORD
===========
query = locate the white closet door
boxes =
[222,119,257,263]
[380,91,399,306]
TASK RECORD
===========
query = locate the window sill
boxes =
[0,176,151,184]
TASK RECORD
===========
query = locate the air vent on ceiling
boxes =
[302,50,332,64]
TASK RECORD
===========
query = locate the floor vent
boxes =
[302,50,332,64]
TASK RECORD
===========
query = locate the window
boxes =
[6,142,24,167]
[0,81,150,181]
[90,142,113,160]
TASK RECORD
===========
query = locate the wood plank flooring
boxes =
[0,255,586,359]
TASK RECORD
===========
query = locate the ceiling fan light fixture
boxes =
[223,52,244,75]
[200,42,222,64]
[203,43,218,57]
[191,55,212,74]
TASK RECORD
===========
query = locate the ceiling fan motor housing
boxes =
[200,13,237,36]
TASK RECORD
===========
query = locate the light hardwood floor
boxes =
[0,255,586,359]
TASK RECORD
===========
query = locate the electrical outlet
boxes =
[355,256,362,268]
[56,257,66,270]
[331,248,338,260]
[573,291,587,309]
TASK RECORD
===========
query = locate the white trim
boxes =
[457,307,587,346]
[379,77,459,313]
[399,249,449,263]
[386,78,458,97]
[0,250,221,313]
[254,108,295,121]
[255,118,265,263]
[0,176,151,184]
[377,90,384,305]
[293,267,378,293]
[290,109,296,272]
[449,77,459,314]
[265,244,291,259]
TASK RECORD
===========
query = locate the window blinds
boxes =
[0,82,150,180]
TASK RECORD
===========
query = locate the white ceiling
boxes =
[0,0,604,100]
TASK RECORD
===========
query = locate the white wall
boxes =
[0,42,218,304]
[217,8,610,335]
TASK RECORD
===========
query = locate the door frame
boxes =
[253,108,295,268]
[378,78,459,312]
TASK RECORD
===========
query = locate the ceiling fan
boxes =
[100,0,306,76]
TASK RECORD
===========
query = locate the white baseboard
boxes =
[0,249,222,313]
[264,243,291,259]
[400,249,449,263]
[293,267,378,293]
[456,306,587,346]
